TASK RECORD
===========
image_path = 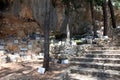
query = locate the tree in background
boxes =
[102,0,109,36]
[43,0,119,71]
[89,0,97,37]
[61,0,71,42]
[61,0,81,39]
[94,0,117,36]
[43,0,51,71]
[108,0,116,28]
[87,0,109,37]
[52,0,81,41]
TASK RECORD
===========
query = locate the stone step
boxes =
[81,54,120,58]
[70,46,120,80]
[87,47,120,50]
[70,62,120,71]
[69,73,115,80]
[85,50,120,54]
[70,57,120,64]
[70,67,120,79]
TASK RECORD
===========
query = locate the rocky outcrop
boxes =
[0,0,94,35]
[0,14,41,39]
[0,0,120,39]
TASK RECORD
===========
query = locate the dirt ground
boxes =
[0,61,69,80]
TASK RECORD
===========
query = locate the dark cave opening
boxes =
[0,0,9,11]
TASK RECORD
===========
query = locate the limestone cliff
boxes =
[0,0,120,39]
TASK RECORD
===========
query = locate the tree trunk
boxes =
[66,23,70,44]
[90,0,97,37]
[60,6,70,35]
[60,13,68,33]
[43,0,51,71]
[103,0,108,36]
[65,6,70,44]
[108,0,116,28]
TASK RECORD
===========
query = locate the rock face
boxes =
[0,0,94,38]
[13,0,57,30]
[0,0,120,40]
[0,14,41,39]
[0,0,58,38]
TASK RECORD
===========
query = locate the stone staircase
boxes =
[69,46,120,80]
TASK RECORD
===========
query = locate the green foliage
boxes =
[62,0,80,9]
[86,0,103,6]
[75,40,83,45]
[94,0,104,6]
[94,0,120,9]
[62,0,81,15]
[113,0,120,9]
[61,0,69,5]
[51,0,81,10]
